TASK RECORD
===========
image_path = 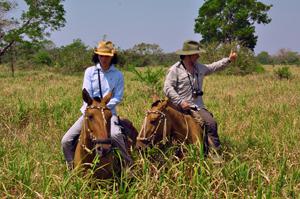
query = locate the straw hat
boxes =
[94,41,116,56]
[175,40,205,55]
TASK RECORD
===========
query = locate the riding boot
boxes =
[111,134,133,166]
[66,161,74,171]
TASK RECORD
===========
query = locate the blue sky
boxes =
[14,0,300,55]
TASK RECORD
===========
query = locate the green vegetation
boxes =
[194,0,272,50]
[200,41,264,75]
[0,0,65,57]
[257,49,300,66]
[0,65,299,198]
[274,66,292,79]
[2,39,265,75]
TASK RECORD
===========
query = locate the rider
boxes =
[163,40,237,160]
[61,40,133,169]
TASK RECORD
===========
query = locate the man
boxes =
[163,40,237,160]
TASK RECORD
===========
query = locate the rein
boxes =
[80,105,112,156]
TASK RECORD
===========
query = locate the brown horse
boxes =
[74,89,138,179]
[136,99,203,149]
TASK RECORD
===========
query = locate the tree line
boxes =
[0,39,178,73]
[256,49,300,66]
[2,0,298,76]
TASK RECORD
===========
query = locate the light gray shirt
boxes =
[163,58,231,109]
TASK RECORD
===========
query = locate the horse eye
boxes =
[150,120,157,125]
[88,115,93,120]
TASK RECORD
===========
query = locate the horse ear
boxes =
[102,92,112,105]
[82,88,93,106]
[161,99,168,108]
[151,94,160,102]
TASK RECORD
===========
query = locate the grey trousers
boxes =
[61,115,133,165]
[190,108,221,155]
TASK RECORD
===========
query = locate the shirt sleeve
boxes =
[82,67,93,96]
[163,67,183,105]
[203,57,231,75]
[106,72,124,110]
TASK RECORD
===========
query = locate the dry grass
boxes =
[0,65,299,198]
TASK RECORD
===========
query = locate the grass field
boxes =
[0,65,299,198]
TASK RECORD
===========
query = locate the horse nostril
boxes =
[96,146,103,154]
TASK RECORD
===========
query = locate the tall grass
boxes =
[0,65,299,198]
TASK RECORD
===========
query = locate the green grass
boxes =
[0,65,300,198]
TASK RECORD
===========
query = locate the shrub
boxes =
[274,66,292,79]
[128,65,165,96]
[200,41,261,75]
[256,51,272,64]
[33,51,52,66]
[52,39,92,73]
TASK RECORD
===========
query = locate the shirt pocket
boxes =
[91,75,98,90]
[177,74,191,89]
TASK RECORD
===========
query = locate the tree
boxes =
[0,0,65,57]
[273,48,300,65]
[53,39,92,72]
[195,0,272,50]
[256,51,271,64]
[130,42,163,56]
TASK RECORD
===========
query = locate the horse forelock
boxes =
[94,97,101,102]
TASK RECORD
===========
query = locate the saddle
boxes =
[118,117,138,147]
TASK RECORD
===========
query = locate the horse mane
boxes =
[151,98,189,115]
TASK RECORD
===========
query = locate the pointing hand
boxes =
[229,50,237,62]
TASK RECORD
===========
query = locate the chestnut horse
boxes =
[74,89,138,179]
[136,99,203,149]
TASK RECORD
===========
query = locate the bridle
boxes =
[80,105,112,157]
[137,103,190,146]
[137,110,168,145]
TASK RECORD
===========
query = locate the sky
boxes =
[14,0,300,55]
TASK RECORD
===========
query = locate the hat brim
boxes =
[94,50,114,57]
[175,49,205,55]
[175,50,200,55]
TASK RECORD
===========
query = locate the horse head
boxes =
[136,99,169,148]
[81,88,113,157]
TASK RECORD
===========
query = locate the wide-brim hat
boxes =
[94,41,116,57]
[175,40,205,55]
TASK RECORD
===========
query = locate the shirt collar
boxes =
[96,63,116,72]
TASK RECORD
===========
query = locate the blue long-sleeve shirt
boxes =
[80,63,124,115]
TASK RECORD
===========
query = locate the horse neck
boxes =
[164,106,189,141]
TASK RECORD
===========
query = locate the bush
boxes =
[274,66,292,79]
[128,65,165,96]
[256,51,272,64]
[33,51,52,66]
[52,39,92,73]
[200,41,261,75]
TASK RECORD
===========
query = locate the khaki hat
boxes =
[175,40,205,55]
[94,41,116,56]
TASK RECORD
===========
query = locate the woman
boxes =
[61,40,132,169]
